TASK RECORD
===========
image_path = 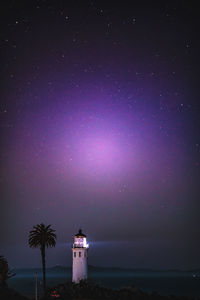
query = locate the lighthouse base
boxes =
[72,248,88,283]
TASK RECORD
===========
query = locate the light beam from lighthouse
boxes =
[72,229,89,283]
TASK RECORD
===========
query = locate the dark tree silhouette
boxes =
[0,255,15,287]
[28,223,56,293]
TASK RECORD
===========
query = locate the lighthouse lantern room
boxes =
[72,229,89,283]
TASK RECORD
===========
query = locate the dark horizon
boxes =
[11,263,200,272]
[1,0,200,271]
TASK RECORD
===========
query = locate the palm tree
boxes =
[28,223,56,293]
[0,255,15,287]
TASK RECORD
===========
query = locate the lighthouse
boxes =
[72,229,89,283]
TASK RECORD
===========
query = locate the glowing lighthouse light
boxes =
[73,235,89,249]
[72,229,89,283]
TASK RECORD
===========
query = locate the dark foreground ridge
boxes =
[0,286,29,300]
[42,280,196,300]
[0,281,198,300]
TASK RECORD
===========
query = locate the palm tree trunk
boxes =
[41,246,46,294]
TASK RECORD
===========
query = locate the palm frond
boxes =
[28,223,57,249]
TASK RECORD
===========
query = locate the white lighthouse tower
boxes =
[72,229,89,283]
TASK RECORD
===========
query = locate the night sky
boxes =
[0,0,200,269]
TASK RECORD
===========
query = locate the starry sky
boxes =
[0,0,200,269]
